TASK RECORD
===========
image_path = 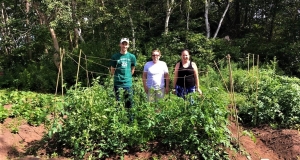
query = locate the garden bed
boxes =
[1,105,299,160]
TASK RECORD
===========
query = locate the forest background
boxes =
[0,0,299,91]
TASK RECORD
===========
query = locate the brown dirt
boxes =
[1,105,300,159]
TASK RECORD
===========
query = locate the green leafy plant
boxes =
[0,107,9,123]
[46,77,232,159]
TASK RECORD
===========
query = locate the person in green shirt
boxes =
[110,38,137,113]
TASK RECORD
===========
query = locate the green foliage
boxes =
[0,58,57,92]
[211,38,242,63]
[0,106,9,123]
[142,31,214,73]
[234,66,300,128]
[1,90,59,126]
[5,60,300,158]
[46,77,231,159]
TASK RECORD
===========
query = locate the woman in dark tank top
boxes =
[173,49,202,99]
[176,61,195,88]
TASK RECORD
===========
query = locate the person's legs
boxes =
[147,88,164,102]
[113,86,122,109]
[175,85,196,104]
[123,87,134,122]
[114,86,134,121]
[175,85,185,98]
[147,88,154,102]
[123,87,133,108]
[114,86,133,107]
[186,86,196,105]
[156,88,165,100]
[113,86,120,100]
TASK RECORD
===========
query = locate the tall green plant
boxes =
[49,77,231,159]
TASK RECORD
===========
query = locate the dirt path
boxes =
[0,118,45,159]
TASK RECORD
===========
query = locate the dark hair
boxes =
[181,49,193,61]
[181,49,191,55]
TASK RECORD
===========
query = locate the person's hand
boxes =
[197,88,203,96]
[165,87,169,94]
[144,86,148,94]
[172,88,176,95]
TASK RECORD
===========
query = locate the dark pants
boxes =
[113,86,133,109]
[113,86,134,121]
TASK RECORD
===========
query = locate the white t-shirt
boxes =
[143,61,168,89]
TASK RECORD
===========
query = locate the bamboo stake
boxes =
[247,53,250,73]
[61,49,65,96]
[227,54,240,148]
[75,49,82,88]
[228,55,234,120]
[214,60,230,94]
[85,55,90,87]
[254,55,260,125]
[55,49,61,95]
[252,54,255,73]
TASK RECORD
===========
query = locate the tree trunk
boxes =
[204,0,210,38]
[71,0,79,49]
[1,2,12,55]
[50,28,61,69]
[213,1,231,39]
[32,1,61,69]
[165,0,175,35]
[25,0,32,59]
[186,0,191,30]
[127,0,136,50]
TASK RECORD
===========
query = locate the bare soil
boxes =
[1,104,300,160]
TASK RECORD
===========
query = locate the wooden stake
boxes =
[247,53,250,73]
[85,55,90,87]
[254,55,260,125]
[227,54,240,148]
[55,48,62,95]
[75,49,82,88]
[60,49,65,96]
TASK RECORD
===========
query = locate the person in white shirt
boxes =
[142,49,170,102]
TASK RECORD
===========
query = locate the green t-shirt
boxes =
[110,52,137,87]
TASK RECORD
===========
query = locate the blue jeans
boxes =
[175,85,196,104]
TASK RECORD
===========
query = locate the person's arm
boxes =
[142,71,148,93]
[131,55,137,75]
[173,62,179,93]
[192,62,202,95]
[110,66,116,76]
[110,55,116,76]
[131,66,135,75]
[164,72,170,94]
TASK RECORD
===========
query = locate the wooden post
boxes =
[247,53,250,73]
[75,49,82,88]
[252,54,255,73]
[227,54,240,148]
[60,49,65,96]
[254,55,260,125]
[55,48,62,95]
[85,55,90,87]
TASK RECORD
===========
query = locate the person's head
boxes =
[181,49,191,61]
[151,49,161,63]
[119,38,129,53]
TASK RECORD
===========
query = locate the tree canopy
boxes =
[0,0,299,91]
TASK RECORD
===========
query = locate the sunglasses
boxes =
[152,55,160,57]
